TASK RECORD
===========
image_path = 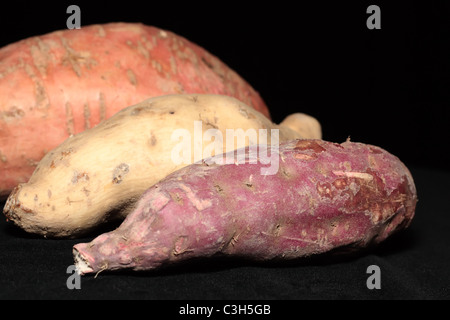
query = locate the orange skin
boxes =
[0,23,269,198]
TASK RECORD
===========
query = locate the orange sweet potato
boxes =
[0,22,270,199]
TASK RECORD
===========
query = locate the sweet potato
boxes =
[3,94,320,238]
[0,22,271,199]
[73,139,417,275]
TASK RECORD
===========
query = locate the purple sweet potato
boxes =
[73,139,417,275]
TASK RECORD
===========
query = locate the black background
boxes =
[1,1,449,301]
[0,1,448,171]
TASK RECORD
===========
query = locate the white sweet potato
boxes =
[73,139,417,275]
[3,94,320,238]
[0,22,272,199]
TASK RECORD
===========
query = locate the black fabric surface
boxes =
[1,165,449,300]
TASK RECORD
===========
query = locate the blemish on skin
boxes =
[202,159,210,167]
[72,171,90,184]
[281,168,291,178]
[342,161,352,171]
[148,191,170,212]
[1,106,25,122]
[203,119,218,129]
[170,192,183,205]
[0,150,7,163]
[99,92,106,122]
[60,148,73,159]
[149,132,157,146]
[333,178,348,190]
[229,233,240,247]
[369,146,383,154]
[201,56,214,69]
[131,103,155,117]
[112,163,130,184]
[245,182,254,190]
[65,102,75,136]
[170,56,177,75]
[173,236,193,256]
[214,184,224,194]
[84,102,91,129]
[159,30,168,38]
[26,158,39,167]
[126,69,137,86]
[131,107,144,116]
[294,140,326,153]
[294,153,317,161]
[316,182,334,199]
[238,107,255,119]
[96,25,106,37]
[82,187,90,197]
[273,224,282,236]
[47,189,52,199]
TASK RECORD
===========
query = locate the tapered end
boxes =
[280,113,322,140]
[73,246,94,275]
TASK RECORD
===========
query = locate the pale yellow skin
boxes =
[4,94,321,238]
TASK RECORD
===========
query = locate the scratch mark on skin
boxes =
[280,235,329,247]
[30,45,47,78]
[0,59,24,80]
[1,106,25,122]
[173,236,194,256]
[127,69,138,86]
[24,62,50,111]
[60,37,98,77]
[66,197,83,205]
[137,40,150,60]
[170,56,177,75]
[84,102,91,129]
[332,171,374,181]
[99,92,106,122]
[178,184,212,211]
[148,191,170,212]
[229,232,241,247]
[65,102,75,136]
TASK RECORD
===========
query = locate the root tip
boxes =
[73,247,94,275]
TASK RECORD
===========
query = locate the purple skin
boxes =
[73,139,417,275]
